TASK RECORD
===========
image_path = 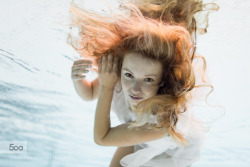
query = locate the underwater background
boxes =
[0,0,249,166]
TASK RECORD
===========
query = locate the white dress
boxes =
[110,83,206,167]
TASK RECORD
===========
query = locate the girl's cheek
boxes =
[121,77,131,90]
[143,85,160,96]
[143,86,153,95]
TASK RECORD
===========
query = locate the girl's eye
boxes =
[124,73,154,82]
[145,78,154,82]
[125,73,133,78]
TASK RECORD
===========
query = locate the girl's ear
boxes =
[160,82,164,87]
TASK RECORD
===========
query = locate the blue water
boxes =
[0,0,250,166]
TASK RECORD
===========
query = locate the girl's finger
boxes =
[72,69,89,75]
[101,55,107,72]
[98,56,103,73]
[72,64,92,70]
[73,59,93,65]
[107,54,113,72]
[71,74,86,81]
[113,56,118,72]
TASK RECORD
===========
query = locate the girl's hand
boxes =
[71,59,93,81]
[98,54,119,89]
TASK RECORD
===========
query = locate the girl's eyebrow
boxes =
[123,67,158,77]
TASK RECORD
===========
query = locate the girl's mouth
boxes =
[129,95,143,100]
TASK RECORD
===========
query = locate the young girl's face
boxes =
[121,52,163,111]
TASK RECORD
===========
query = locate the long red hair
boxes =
[68,0,218,146]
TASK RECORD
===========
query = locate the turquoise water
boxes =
[0,0,250,166]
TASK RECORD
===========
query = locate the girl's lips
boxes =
[129,95,143,100]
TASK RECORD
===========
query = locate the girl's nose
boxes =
[131,81,142,94]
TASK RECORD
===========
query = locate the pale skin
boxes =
[71,57,131,167]
[71,59,99,100]
[120,52,164,111]
[71,52,167,166]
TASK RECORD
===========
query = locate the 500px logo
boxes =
[0,141,27,154]
[9,144,23,151]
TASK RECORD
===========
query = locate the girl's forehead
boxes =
[122,52,162,75]
[123,52,156,63]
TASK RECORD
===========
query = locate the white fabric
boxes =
[111,83,206,167]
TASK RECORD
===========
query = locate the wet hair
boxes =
[68,0,218,145]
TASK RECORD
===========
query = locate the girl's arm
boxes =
[72,78,99,101]
[109,146,134,167]
[72,59,99,101]
[94,55,168,147]
[91,77,100,100]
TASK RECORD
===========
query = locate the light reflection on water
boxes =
[0,0,250,166]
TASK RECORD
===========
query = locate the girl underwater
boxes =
[69,0,219,166]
